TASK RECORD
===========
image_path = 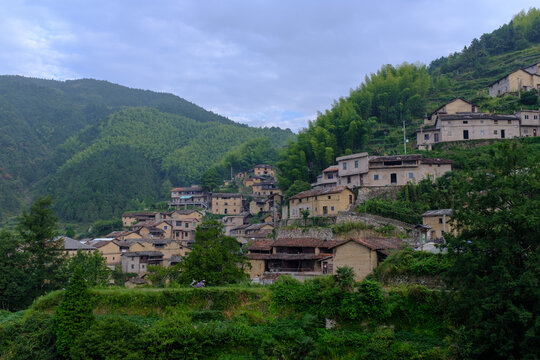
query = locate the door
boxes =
[390,173,397,184]
[463,130,469,139]
[501,129,505,139]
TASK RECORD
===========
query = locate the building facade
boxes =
[211,193,243,215]
[287,186,355,219]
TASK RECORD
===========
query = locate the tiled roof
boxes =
[322,166,339,173]
[369,154,422,163]
[124,251,164,257]
[421,158,454,165]
[247,253,331,261]
[289,185,350,200]
[421,209,452,217]
[62,237,96,251]
[336,152,369,161]
[438,113,518,121]
[247,240,273,251]
[212,193,242,198]
[331,237,403,253]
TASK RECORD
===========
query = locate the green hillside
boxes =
[0,77,294,223]
[278,9,540,194]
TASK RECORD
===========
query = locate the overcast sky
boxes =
[0,1,537,131]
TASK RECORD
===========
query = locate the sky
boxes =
[0,1,537,131]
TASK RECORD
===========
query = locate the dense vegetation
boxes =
[277,8,540,195]
[0,77,294,223]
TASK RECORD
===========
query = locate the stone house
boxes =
[118,238,190,274]
[489,62,540,97]
[243,176,265,188]
[421,209,455,242]
[253,164,276,178]
[169,185,209,209]
[61,237,96,257]
[515,109,540,137]
[211,193,243,215]
[286,186,355,220]
[331,238,403,281]
[92,240,122,266]
[249,198,270,215]
[365,155,453,187]
[221,214,250,236]
[121,212,159,227]
[122,251,164,274]
[336,152,370,187]
[246,238,342,278]
[252,182,282,196]
[312,165,339,189]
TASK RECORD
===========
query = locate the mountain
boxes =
[0,76,294,223]
[277,8,540,193]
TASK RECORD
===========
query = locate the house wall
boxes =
[364,163,451,187]
[288,189,354,219]
[124,232,142,240]
[336,154,369,187]
[122,216,139,227]
[122,254,141,273]
[442,98,475,114]
[211,196,243,215]
[489,69,540,96]
[422,216,456,240]
[516,110,540,137]
[254,167,276,177]
[246,259,266,278]
[416,129,440,148]
[438,119,520,142]
[332,242,378,281]
[97,242,121,266]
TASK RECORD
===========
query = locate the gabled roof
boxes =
[421,209,452,217]
[289,185,351,200]
[488,65,540,87]
[247,240,273,251]
[61,237,96,251]
[438,113,518,121]
[124,251,164,257]
[331,237,403,255]
[336,152,369,161]
[212,193,242,199]
[428,98,476,118]
[322,165,339,173]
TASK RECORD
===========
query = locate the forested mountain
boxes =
[0,77,294,223]
[278,8,540,194]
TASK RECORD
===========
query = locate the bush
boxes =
[70,316,144,359]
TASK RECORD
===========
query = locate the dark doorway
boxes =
[463,130,469,139]
[390,173,397,184]
[501,129,505,138]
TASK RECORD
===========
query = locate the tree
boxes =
[200,167,222,192]
[16,196,65,301]
[444,142,540,359]
[65,250,111,287]
[178,220,248,285]
[0,230,32,311]
[54,266,95,357]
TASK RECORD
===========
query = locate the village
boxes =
[57,62,540,286]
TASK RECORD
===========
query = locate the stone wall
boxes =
[355,186,400,205]
[276,227,334,241]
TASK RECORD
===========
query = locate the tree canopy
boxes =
[178,220,249,285]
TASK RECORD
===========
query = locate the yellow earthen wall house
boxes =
[332,241,378,281]
[211,193,243,215]
[288,186,354,219]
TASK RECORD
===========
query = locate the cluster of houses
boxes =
[417,62,540,150]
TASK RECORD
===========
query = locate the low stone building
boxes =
[211,193,243,215]
[489,62,540,97]
[421,209,455,242]
[61,237,96,257]
[286,186,355,220]
[331,238,403,281]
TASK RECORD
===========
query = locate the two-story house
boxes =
[286,186,355,219]
[253,164,276,179]
[489,61,540,97]
[211,193,243,215]
[169,185,209,209]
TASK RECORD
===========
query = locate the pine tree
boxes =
[54,266,94,357]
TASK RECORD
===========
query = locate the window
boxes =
[494,120,498,124]
[347,176,351,184]
[327,173,333,179]
[374,174,379,180]
[508,120,512,124]
[185,223,189,228]
[349,195,353,204]
[328,196,331,199]
[323,206,328,215]
[424,134,429,140]
[480,129,485,136]
[463,120,468,124]
[408,172,414,179]
[164,225,167,230]
[525,114,529,119]
[131,264,134,269]
[494,130,498,135]
[176,221,182,226]
[331,206,335,212]
[534,115,538,120]
[224,209,228,214]
[354,160,359,168]
[447,120,452,124]
[342,162,347,170]
[439,218,443,224]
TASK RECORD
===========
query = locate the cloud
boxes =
[0,0,537,131]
